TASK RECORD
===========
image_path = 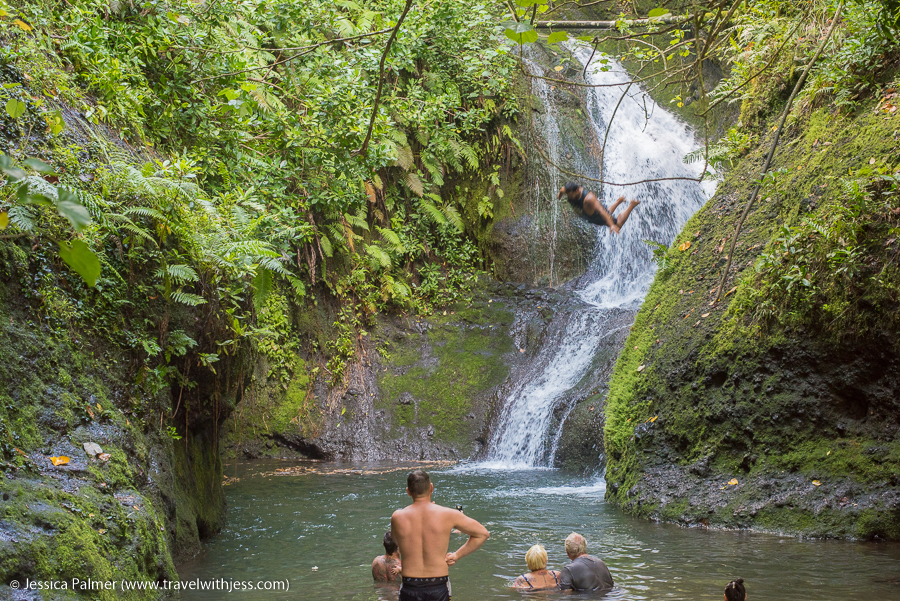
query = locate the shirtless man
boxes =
[372,531,402,583]
[558,182,640,233]
[391,470,490,601]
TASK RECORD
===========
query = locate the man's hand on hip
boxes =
[445,552,458,566]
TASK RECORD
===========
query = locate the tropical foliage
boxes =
[0,0,520,388]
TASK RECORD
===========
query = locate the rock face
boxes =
[0,283,231,596]
[603,102,900,539]
[224,281,605,462]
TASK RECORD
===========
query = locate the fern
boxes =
[258,255,290,275]
[404,172,425,197]
[7,206,35,231]
[441,205,464,233]
[157,264,199,284]
[419,197,447,225]
[170,290,207,306]
[366,244,392,270]
[376,226,405,253]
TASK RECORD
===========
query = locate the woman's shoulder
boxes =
[512,575,530,588]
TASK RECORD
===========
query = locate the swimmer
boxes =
[724,578,747,601]
[557,533,615,592]
[558,182,640,233]
[511,544,560,591]
[372,531,402,582]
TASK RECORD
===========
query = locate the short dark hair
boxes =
[383,531,398,555]
[407,470,431,497]
[564,182,580,194]
[724,579,746,601]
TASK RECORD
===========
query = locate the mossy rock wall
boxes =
[0,276,233,597]
[603,97,900,539]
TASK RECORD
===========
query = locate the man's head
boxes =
[406,469,433,499]
[564,181,581,201]
[383,531,398,556]
[565,532,587,559]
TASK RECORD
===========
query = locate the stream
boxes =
[180,48,900,600]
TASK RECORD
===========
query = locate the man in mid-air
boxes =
[391,470,490,601]
[558,182,640,233]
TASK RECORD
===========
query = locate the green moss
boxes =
[603,96,900,538]
[378,301,514,444]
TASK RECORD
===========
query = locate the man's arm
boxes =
[444,511,489,566]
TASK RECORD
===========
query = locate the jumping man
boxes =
[391,470,490,601]
[558,182,640,233]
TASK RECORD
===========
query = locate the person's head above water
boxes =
[406,469,433,499]
[564,532,588,559]
[382,531,398,556]
[724,578,746,601]
[525,544,548,572]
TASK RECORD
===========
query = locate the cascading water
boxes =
[485,46,716,469]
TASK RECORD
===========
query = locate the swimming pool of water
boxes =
[179,461,900,600]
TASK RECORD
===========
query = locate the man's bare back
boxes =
[391,471,489,579]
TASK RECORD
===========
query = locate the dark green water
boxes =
[179,461,900,601]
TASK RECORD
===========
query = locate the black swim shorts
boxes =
[399,576,451,601]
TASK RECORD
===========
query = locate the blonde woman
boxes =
[512,544,560,590]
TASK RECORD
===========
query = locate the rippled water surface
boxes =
[180,461,900,601]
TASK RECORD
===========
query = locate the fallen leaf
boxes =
[701,312,710,318]
[98,453,111,461]
[50,456,70,466]
[98,528,107,534]
[728,478,739,486]
[679,241,692,251]
[812,480,822,486]
[870,158,876,165]
[636,364,645,372]
[0,212,7,230]
[88,513,94,518]
[13,18,33,31]
[83,442,103,457]
[649,415,658,423]
[554,65,564,72]
[519,348,525,353]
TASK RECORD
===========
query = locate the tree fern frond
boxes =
[418,198,447,225]
[376,226,405,252]
[404,172,424,197]
[170,290,207,306]
[395,144,415,171]
[366,245,392,270]
[259,256,290,275]
[344,212,370,231]
[441,204,465,233]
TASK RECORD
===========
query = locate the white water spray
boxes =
[485,46,715,469]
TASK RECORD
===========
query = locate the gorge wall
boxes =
[603,95,900,540]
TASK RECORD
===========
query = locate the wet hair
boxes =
[564,532,587,557]
[407,470,431,497]
[564,182,580,194]
[525,544,548,571]
[724,578,746,601]
[383,531,398,555]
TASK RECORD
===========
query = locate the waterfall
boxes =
[484,46,716,469]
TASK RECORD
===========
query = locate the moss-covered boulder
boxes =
[603,98,900,539]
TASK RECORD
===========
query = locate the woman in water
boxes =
[512,544,560,590]
[724,578,746,601]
